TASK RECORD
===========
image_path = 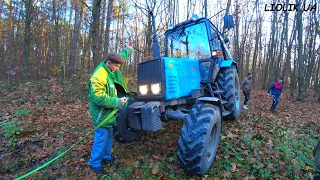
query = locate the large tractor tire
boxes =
[177,104,221,176]
[114,107,138,143]
[315,150,320,169]
[216,65,241,120]
[314,141,320,169]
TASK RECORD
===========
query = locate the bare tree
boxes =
[296,0,305,100]
[22,0,34,81]
[69,0,82,78]
[104,0,114,56]
[91,0,102,67]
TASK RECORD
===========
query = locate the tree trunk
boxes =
[92,0,102,67]
[7,0,14,84]
[290,45,297,97]
[104,0,114,57]
[23,0,34,82]
[315,59,320,92]
[296,1,305,100]
[263,10,277,89]
[305,11,317,89]
[204,0,207,18]
[282,0,292,80]
[0,2,2,60]
[275,13,285,80]
[100,0,106,56]
[69,0,82,78]
[52,0,61,78]
[233,0,240,65]
[245,35,252,75]
[84,29,93,74]
[314,60,320,101]
[251,12,261,85]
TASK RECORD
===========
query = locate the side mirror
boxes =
[224,37,229,44]
[224,15,234,29]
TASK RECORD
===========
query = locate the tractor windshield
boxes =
[167,22,211,60]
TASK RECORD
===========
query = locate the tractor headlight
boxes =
[151,83,161,94]
[139,85,148,95]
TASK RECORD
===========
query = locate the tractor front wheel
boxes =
[177,104,221,176]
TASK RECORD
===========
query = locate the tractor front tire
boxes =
[217,65,241,120]
[177,104,221,176]
[114,108,138,143]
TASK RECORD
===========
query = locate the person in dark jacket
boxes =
[267,77,283,112]
[240,72,253,110]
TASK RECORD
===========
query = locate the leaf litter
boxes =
[0,89,319,179]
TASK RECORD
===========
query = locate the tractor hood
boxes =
[136,57,201,101]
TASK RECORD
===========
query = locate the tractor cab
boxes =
[164,16,233,83]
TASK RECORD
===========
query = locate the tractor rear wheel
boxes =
[216,65,241,120]
[177,104,221,176]
[314,141,320,169]
[315,150,320,169]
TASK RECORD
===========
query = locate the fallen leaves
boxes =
[279,161,286,167]
[222,171,231,177]
[227,132,238,138]
[231,163,237,171]
[0,88,319,179]
[152,155,162,161]
[125,159,132,166]
[151,163,159,175]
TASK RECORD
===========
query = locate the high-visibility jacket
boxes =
[88,46,132,128]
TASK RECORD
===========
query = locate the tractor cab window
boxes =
[210,25,229,60]
[167,22,211,60]
[210,28,222,51]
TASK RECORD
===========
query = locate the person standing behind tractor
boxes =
[87,42,133,174]
[240,73,253,110]
[267,77,283,113]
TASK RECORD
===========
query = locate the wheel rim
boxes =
[206,121,218,162]
[234,72,240,110]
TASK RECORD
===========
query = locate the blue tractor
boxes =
[115,13,240,175]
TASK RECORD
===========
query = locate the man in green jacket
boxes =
[88,43,133,174]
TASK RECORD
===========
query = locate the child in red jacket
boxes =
[267,78,283,112]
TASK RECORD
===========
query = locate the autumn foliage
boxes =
[0,83,319,179]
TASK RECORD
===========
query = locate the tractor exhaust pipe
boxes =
[150,11,160,59]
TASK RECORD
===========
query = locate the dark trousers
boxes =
[271,95,279,112]
[243,91,251,105]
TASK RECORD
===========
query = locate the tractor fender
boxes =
[196,97,221,106]
[219,59,238,72]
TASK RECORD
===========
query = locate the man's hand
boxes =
[121,97,128,106]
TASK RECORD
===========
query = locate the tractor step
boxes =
[222,111,231,117]
[221,100,228,104]
[213,90,224,94]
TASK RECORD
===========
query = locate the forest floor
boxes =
[0,80,320,179]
